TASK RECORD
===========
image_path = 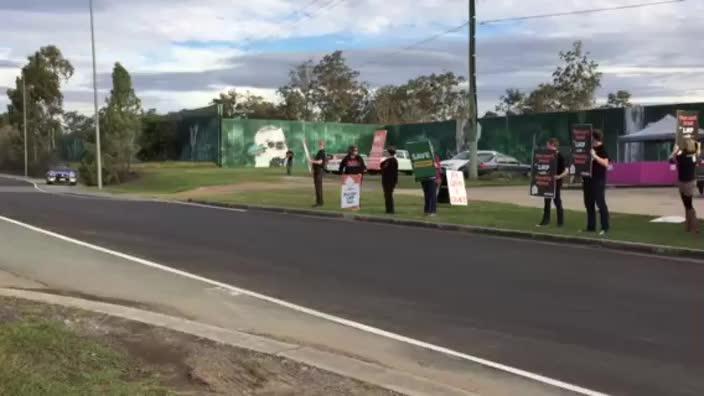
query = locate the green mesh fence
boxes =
[177,105,221,162]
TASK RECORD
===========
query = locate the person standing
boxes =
[338,145,367,175]
[420,155,441,216]
[582,130,610,236]
[309,140,327,207]
[538,138,568,227]
[670,139,700,233]
[380,147,399,214]
[284,150,294,176]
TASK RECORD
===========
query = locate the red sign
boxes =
[367,130,388,171]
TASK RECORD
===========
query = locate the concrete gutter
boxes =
[189,199,704,261]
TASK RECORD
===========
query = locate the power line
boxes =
[479,0,684,25]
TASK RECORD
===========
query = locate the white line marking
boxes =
[0,213,608,396]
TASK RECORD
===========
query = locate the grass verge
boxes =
[0,319,168,395]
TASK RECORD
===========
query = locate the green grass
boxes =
[108,162,528,194]
[211,186,701,250]
[0,320,169,396]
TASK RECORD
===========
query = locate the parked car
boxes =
[440,150,530,178]
[46,163,78,185]
[382,149,414,175]
[325,153,368,174]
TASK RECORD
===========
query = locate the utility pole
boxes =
[22,73,28,178]
[468,0,479,180]
[89,0,103,189]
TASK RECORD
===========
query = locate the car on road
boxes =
[441,150,530,178]
[325,153,368,174]
[46,164,78,185]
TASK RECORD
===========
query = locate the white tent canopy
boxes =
[619,114,704,142]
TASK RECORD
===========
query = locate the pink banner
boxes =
[367,130,387,171]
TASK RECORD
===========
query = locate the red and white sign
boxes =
[367,130,388,171]
[340,174,362,209]
[446,170,468,206]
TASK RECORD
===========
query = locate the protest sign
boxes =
[530,148,557,198]
[367,130,388,171]
[340,174,362,209]
[446,170,468,206]
[571,124,593,177]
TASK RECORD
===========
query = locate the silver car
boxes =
[441,150,531,178]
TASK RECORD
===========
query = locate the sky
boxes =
[1,0,703,116]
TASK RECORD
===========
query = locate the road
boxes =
[0,176,702,396]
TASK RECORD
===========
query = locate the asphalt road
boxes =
[1,176,703,396]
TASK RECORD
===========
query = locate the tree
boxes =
[212,90,282,119]
[523,84,561,114]
[483,110,499,118]
[311,51,369,123]
[137,109,179,161]
[81,63,142,185]
[550,41,602,111]
[495,88,526,115]
[5,45,74,173]
[278,60,316,121]
[604,90,632,108]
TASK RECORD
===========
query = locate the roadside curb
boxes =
[189,199,704,261]
[0,287,474,396]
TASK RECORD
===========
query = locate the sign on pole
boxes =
[571,124,593,177]
[301,137,312,174]
[676,110,700,147]
[446,170,468,206]
[367,130,388,171]
[340,174,362,210]
[530,148,557,198]
[408,140,436,181]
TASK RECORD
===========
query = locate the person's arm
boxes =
[591,149,609,168]
[339,157,347,174]
[669,144,681,161]
[555,155,568,180]
[556,168,569,180]
[360,156,367,173]
[392,159,399,186]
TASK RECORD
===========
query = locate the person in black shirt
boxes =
[538,138,568,227]
[582,130,610,235]
[339,145,367,175]
[284,150,294,176]
[309,140,327,207]
[669,139,700,233]
[380,147,399,214]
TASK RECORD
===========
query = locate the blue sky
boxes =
[1,0,703,114]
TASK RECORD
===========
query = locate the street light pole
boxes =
[22,73,28,178]
[468,0,479,180]
[89,0,102,189]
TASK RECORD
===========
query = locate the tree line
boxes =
[0,41,630,185]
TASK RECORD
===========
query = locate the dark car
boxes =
[46,164,78,186]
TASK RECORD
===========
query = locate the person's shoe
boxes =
[599,230,608,237]
[312,204,322,208]
[556,223,564,228]
[536,221,549,227]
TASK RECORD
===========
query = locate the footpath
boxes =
[0,217,578,396]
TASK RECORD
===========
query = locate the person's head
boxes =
[592,130,604,147]
[348,145,359,157]
[682,139,697,154]
[318,140,325,150]
[547,138,560,151]
[386,146,397,156]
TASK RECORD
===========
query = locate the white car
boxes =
[381,149,413,175]
[326,153,368,174]
[441,150,531,178]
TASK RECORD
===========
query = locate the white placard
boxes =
[340,175,362,209]
[446,170,468,206]
[301,137,312,174]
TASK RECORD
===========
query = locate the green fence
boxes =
[176,106,221,162]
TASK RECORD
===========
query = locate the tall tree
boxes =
[311,51,369,123]
[82,63,142,185]
[278,60,316,121]
[495,88,527,115]
[550,41,602,111]
[5,45,74,171]
[604,90,632,108]
[212,90,282,119]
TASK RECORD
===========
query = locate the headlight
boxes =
[69,172,76,178]
[48,171,56,177]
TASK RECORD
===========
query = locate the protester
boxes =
[538,138,568,227]
[670,139,700,233]
[339,145,367,175]
[420,155,441,216]
[582,130,610,235]
[284,150,294,176]
[380,147,399,214]
[309,140,327,207]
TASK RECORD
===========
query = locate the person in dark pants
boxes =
[338,145,367,175]
[309,141,327,207]
[582,130,610,236]
[420,155,442,216]
[284,150,294,176]
[670,139,700,233]
[538,138,568,227]
[380,147,399,214]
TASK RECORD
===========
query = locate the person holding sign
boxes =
[380,146,399,214]
[309,140,327,207]
[581,130,610,236]
[538,138,568,227]
[669,139,701,233]
[339,145,367,175]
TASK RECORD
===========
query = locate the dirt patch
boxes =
[0,296,400,396]
[172,178,310,200]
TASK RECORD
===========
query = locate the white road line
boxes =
[0,213,608,396]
